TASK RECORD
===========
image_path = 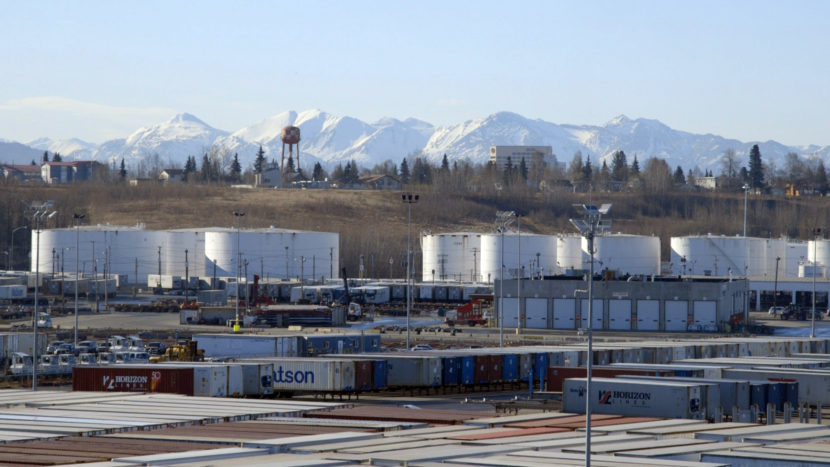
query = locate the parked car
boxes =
[47,341,67,354]
[55,343,75,355]
[410,344,433,351]
[768,306,787,316]
[77,341,99,354]
[146,342,166,355]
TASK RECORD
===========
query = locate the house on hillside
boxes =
[359,174,401,190]
[40,161,95,184]
[2,164,43,182]
[694,176,717,191]
[158,169,186,184]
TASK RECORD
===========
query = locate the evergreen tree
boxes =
[42,151,49,162]
[502,156,514,185]
[119,158,127,180]
[748,144,764,189]
[630,155,640,176]
[312,162,324,181]
[611,150,628,181]
[583,156,593,183]
[230,153,242,181]
[399,159,410,184]
[254,145,266,174]
[286,155,295,173]
[200,154,212,181]
[441,154,450,172]
[567,151,585,185]
[673,165,686,185]
[331,163,345,184]
[816,160,829,195]
[519,157,528,180]
[452,160,458,173]
[412,157,432,184]
[599,160,611,190]
[31,160,36,165]
[52,152,62,162]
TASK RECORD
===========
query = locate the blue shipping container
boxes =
[767,382,786,410]
[502,354,519,382]
[461,356,475,385]
[442,356,460,385]
[785,381,798,408]
[372,359,387,390]
[534,353,549,383]
[750,382,768,409]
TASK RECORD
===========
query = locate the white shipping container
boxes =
[250,358,355,392]
[193,365,228,397]
[563,377,706,419]
[240,362,274,396]
[3,332,46,357]
[354,286,391,304]
[193,334,302,359]
[147,274,181,289]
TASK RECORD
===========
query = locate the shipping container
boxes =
[546,366,677,392]
[563,377,707,419]
[197,289,228,306]
[73,365,196,395]
[240,362,274,396]
[193,334,303,359]
[353,359,373,391]
[371,355,442,387]
[722,368,830,405]
[372,359,387,390]
[0,285,27,300]
[147,274,181,289]
[442,356,460,386]
[620,375,752,412]
[246,358,356,392]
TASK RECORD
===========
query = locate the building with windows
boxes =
[489,146,553,170]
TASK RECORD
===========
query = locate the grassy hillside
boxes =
[2,182,829,276]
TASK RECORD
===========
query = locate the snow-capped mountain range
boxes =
[2,110,829,174]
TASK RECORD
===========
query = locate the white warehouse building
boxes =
[32,226,339,284]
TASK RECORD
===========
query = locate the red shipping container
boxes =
[73,366,195,395]
[487,354,502,383]
[474,355,489,384]
[354,359,373,391]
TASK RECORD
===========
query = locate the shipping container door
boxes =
[553,299,576,329]
[525,298,548,329]
[608,299,631,330]
[693,301,717,329]
[637,299,660,331]
[580,299,604,329]
[501,298,519,328]
[665,300,689,331]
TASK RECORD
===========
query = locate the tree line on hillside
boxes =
[18,144,829,198]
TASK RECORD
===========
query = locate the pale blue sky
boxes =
[2,0,828,145]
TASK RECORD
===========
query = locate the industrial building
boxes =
[31,225,339,285]
[489,145,554,170]
[496,276,748,332]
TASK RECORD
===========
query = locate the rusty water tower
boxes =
[280,126,301,172]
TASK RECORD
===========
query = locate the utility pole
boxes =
[73,213,85,346]
[184,249,189,305]
[472,247,478,282]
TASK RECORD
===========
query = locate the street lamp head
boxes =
[233,211,245,217]
[73,213,85,220]
[401,193,419,203]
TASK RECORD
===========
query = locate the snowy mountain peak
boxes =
[606,115,632,126]
[169,112,207,125]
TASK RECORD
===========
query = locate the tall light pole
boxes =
[233,211,245,331]
[570,203,612,467]
[812,229,821,339]
[73,213,85,347]
[402,192,419,349]
[742,184,750,237]
[516,212,523,336]
[496,211,515,348]
[29,202,56,392]
[10,225,26,271]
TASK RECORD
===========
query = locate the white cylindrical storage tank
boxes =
[760,238,788,279]
[670,235,749,276]
[33,226,162,284]
[204,227,339,281]
[785,241,808,277]
[808,239,830,279]
[591,234,660,275]
[747,237,767,277]
[107,227,165,283]
[556,234,584,273]
[480,233,556,283]
[421,233,482,282]
[161,230,206,277]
